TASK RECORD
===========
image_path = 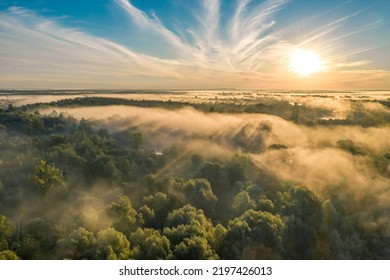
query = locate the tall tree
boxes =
[32,160,64,192]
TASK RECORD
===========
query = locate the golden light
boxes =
[290,49,325,76]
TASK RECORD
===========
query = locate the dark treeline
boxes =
[22,96,390,127]
[0,105,389,260]
[20,96,331,124]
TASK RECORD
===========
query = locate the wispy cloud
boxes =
[335,60,371,68]
[0,1,389,89]
[0,7,187,88]
[114,0,194,59]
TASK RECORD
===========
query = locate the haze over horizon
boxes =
[1,0,389,90]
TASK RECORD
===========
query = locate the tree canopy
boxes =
[0,105,389,260]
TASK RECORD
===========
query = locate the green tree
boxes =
[137,205,156,228]
[23,218,66,259]
[287,186,324,228]
[232,191,255,215]
[88,154,117,179]
[13,235,38,260]
[256,197,275,213]
[283,216,316,259]
[0,214,13,251]
[173,236,219,260]
[130,132,144,150]
[182,179,218,217]
[0,250,19,260]
[106,196,141,236]
[55,227,96,259]
[94,227,131,260]
[336,139,366,156]
[199,161,230,198]
[143,192,171,227]
[33,160,64,192]
[130,228,172,260]
[164,205,216,249]
[221,210,285,259]
[165,204,211,229]
[219,218,251,259]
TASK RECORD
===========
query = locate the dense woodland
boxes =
[0,97,390,259]
[22,95,390,126]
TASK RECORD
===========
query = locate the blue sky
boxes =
[0,0,389,89]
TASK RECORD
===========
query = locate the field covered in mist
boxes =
[0,90,390,259]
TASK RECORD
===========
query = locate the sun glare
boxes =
[290,49,325,76]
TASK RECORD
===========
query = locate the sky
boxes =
[0,0,389,90]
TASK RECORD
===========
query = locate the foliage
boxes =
[0,106,389,260]
[0,214,13,251]
[33,160,64,192]
[130,228,172,260]
[0,250,19,260]
[94,228,131,260]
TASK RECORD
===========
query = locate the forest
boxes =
[0,93,390,260]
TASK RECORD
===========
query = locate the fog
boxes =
[40,104,390,239]
[40,105,308,154]
[1,94,389,259]
[40,105,390,193]
[2,89,390,108]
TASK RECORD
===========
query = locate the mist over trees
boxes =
[0,96,389,260]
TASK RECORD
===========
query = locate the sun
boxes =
[290,49,325,76]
